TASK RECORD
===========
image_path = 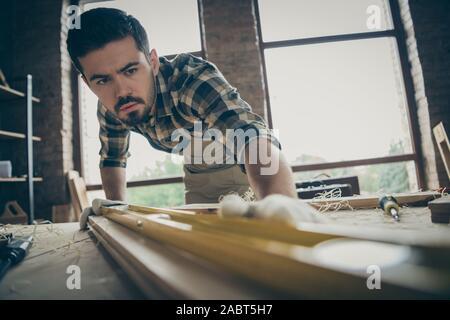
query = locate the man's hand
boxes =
[219,194,327,226]
[79,198,127,230]
[100,167,127,201]
[244,137,297,199]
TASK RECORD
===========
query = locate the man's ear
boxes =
[149,49,160,75]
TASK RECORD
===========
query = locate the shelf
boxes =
[0,84,40,103]
[0,75,39,224]
[0,177,43,182]
[0,129,41,141]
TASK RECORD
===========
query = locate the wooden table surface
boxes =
[0,223,144,299]
[0,206,448,299]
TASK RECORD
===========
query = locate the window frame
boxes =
[254,0,425,189]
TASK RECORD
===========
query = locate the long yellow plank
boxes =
[127,204,450,248]
[99,206,447,298]
[128,204,337,247]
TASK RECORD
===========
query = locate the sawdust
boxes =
[311,188,354,213]
[218,187,256,203]
[0,223,89,259]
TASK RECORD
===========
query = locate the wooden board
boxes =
[429,196,450,224]
[433,122,450,180]
[172,191,441,214]
[66,171,89,221]
[129,204,450,248]
[91,205,450,298]
[89,216,277,299]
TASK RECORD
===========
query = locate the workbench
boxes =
[0,206,448,299]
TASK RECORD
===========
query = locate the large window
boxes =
[79,0,202,205]
[257,0,422,194]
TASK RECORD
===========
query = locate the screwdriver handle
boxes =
[378,195,400,221]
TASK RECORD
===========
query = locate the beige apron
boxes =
[183,165,251,204]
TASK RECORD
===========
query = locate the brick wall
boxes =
[0,0,13,80]
[200,0,267,119]
[1,0,76,220]
[399,0,450,188]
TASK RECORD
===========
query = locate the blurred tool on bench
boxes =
[0,235,33,282]
[379,195,400,222]
[295,175,359,199]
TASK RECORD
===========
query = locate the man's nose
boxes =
[114,77,132,100]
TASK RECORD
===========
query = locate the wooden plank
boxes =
[95,206,450,298]
[66,171,89,221]
[172,203,219,214]
[66,171,82,221]
[73,176,90,210]
[428,196,450,224]
[131,203,450,248]
[307,191,440,210]
[433,122,450,180]
[89,216,276,299]
[129,204,337,247]
[172,191,441,214]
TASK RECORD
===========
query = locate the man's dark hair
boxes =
[67,8,150,76]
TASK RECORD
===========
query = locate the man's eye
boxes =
[125,68,138,75]
[96,78,109,85]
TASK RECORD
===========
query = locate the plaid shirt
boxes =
[98,53,280,172]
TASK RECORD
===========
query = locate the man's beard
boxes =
[123,103,151,126]
[114,85,156,126]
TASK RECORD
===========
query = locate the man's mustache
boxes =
[115,96,145,113]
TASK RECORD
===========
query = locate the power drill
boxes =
[0,235,33,282]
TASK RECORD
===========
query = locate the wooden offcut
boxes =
[0,201,28,224]
[428,196,450,224]
[66,170,89,221]
[433,122,450,180]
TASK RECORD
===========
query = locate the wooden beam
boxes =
[433,122,450,180]
[91,205,450,298]
[89,216,279,299]
[172,191,441,214]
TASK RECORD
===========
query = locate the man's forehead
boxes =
[80,36,145,76]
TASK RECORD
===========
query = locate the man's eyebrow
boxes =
[89,73,109,82]
[89,62,140,82]
[118,62,140,73]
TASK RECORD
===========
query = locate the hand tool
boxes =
[379,195,400,221]
[0,235,33,282]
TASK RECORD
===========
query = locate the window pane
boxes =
[83,0,201,55]
[258,0,394,42]
[127,183,185,207]
[265,37,413,165]
[293,161,418,195]
[80,0,198,184]
[87,183,185,207]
